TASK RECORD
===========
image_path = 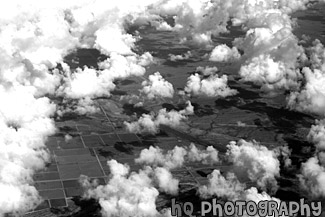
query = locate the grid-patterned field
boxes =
[32,111,145,210]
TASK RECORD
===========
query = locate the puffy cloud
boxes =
[151,167,179,195]
[152,0,229,45]
[61,66,115,99]
[226,140,280,192]
[0,87,56,216]
[81,159,179,217]
[242,187,281,205]
[239,54,302,92]
[299,119,325,198]
[308,39,325,70]
[136,146,187,169]
[0,2,76,214]
[0,4,79,67]
[95,27,136,56]
[81,160,160,217]
[58,51,153,113]
[135,143,219,169]
[287,67,325,116]
[73,97,101,115]
[124,101,194,134]
[209,44,240,62]
[141,72,174,99]
[232,8,305,92]
[62,52,153,99]
[169,51,192,61]
[57,97,100,116]
[199,170,245,200]
[198,170,281,211]
[98,52,153,79]
[237,121,247,127]
[299,157,325,198]
[287,40,325,116]
[195,66,219,76]
[187,144,219,164]
[274,145,292,168]
[181,101,195,115]
[307,119,325,151]
[184,73,238,98]
[125,114,158,134]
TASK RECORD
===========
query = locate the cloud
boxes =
[242,187,281,204]
[187,143,219,164]
[209,44,241,62]
[151,0,230,45]
[239,54,302,92]
[0,2,77,214]
[61,66,115,99]
[80,159,178,217]
[198,170,245,200]
[304,39,325,70]
[136,146,187,169]
[299,119,325,199]
[198,170,282,211]
[0,87,56,216]
[226,140,280,192]
[232,8,305,93]
[274,145,292,168]
[124,101,194,134]
[56,97,100,117]
[61,51,153,98]
[287,68,325,116]
[151,167,179,195]
[169,51,192,61]
[58,51,153,114]
[237,121,247,127]
[184,73,238,98]
[307,119,325,151]
[299,157,325,198]
[81,160,160,217]
[287,40,325,113]
[141,72,174,99]
[135,143,219,169]
[195,66,219,76]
